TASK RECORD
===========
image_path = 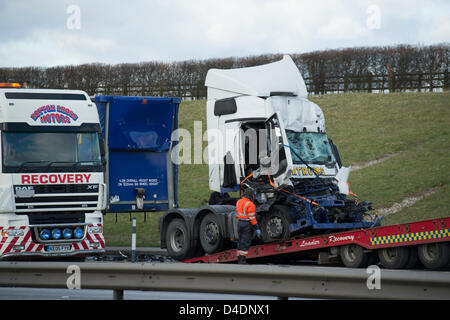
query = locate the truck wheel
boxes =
[378,246,411,269]
[263,206,291,241]
[340,245,369,268]
[165,218,193,260]
[199,213,224,254]
[418,242,450,269]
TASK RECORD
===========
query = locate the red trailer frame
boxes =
[183,217,450,264]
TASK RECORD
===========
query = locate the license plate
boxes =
[44,245,72,253]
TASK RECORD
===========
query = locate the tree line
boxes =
[1,43,448,98]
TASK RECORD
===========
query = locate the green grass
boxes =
[174,99,211,208]
[309,92,450,164]
[348,132,449,209]
[104,92,450,246]
[381,183,450,226]
[104,212,163,247]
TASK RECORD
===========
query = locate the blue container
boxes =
[95,96,180,212]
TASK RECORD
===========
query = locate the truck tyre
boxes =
[199,213,224,254]
[378,246,411,269]
[340,245,369,268]
[165,218,193,260]
[418,242,450,269]
[263,205,291,241]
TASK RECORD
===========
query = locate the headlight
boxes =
[40,229,51,240]
[1,229,25,237]
[88,225,102,234]
[74,227,84,239]
[52,228,62,240]
[63,228,73,239]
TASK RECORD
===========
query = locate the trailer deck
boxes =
[183,217,450,265]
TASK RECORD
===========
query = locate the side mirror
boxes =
[99,137,106,157]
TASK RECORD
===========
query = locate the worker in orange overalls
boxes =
[236,188,262,264]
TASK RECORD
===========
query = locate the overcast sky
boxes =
[0,0,449,67]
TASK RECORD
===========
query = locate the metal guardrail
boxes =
[0,261,449,300]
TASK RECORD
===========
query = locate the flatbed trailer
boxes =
[182,216,450,269]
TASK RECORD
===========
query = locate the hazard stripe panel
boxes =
[0,224,105,257]
[370,229,450,245]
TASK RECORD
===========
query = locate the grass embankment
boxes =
[104,92,450,247]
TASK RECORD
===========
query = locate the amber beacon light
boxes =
[0,83,21,88]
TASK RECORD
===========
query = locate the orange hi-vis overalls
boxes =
[235,197,257,257]
[236,197,257,225]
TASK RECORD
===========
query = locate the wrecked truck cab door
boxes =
[263,112,293,187]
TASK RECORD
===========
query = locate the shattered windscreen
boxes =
[285,130,336,164]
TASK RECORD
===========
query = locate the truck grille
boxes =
[14,184,99,212]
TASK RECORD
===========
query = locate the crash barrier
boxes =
[0,261,449,300]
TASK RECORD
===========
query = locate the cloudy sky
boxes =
[0,0,449,67]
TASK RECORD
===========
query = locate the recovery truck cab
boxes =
[160,56,380,260]
[0,85,106,259]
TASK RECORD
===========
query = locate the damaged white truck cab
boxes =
[160,56,378,260]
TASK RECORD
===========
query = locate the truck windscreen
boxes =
[2,132,101,172]
[285,130,336,164]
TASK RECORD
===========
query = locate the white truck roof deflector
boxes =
[205,55,308,99]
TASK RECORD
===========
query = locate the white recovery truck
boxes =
[160,56,380,260]
[0,84,106,259]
